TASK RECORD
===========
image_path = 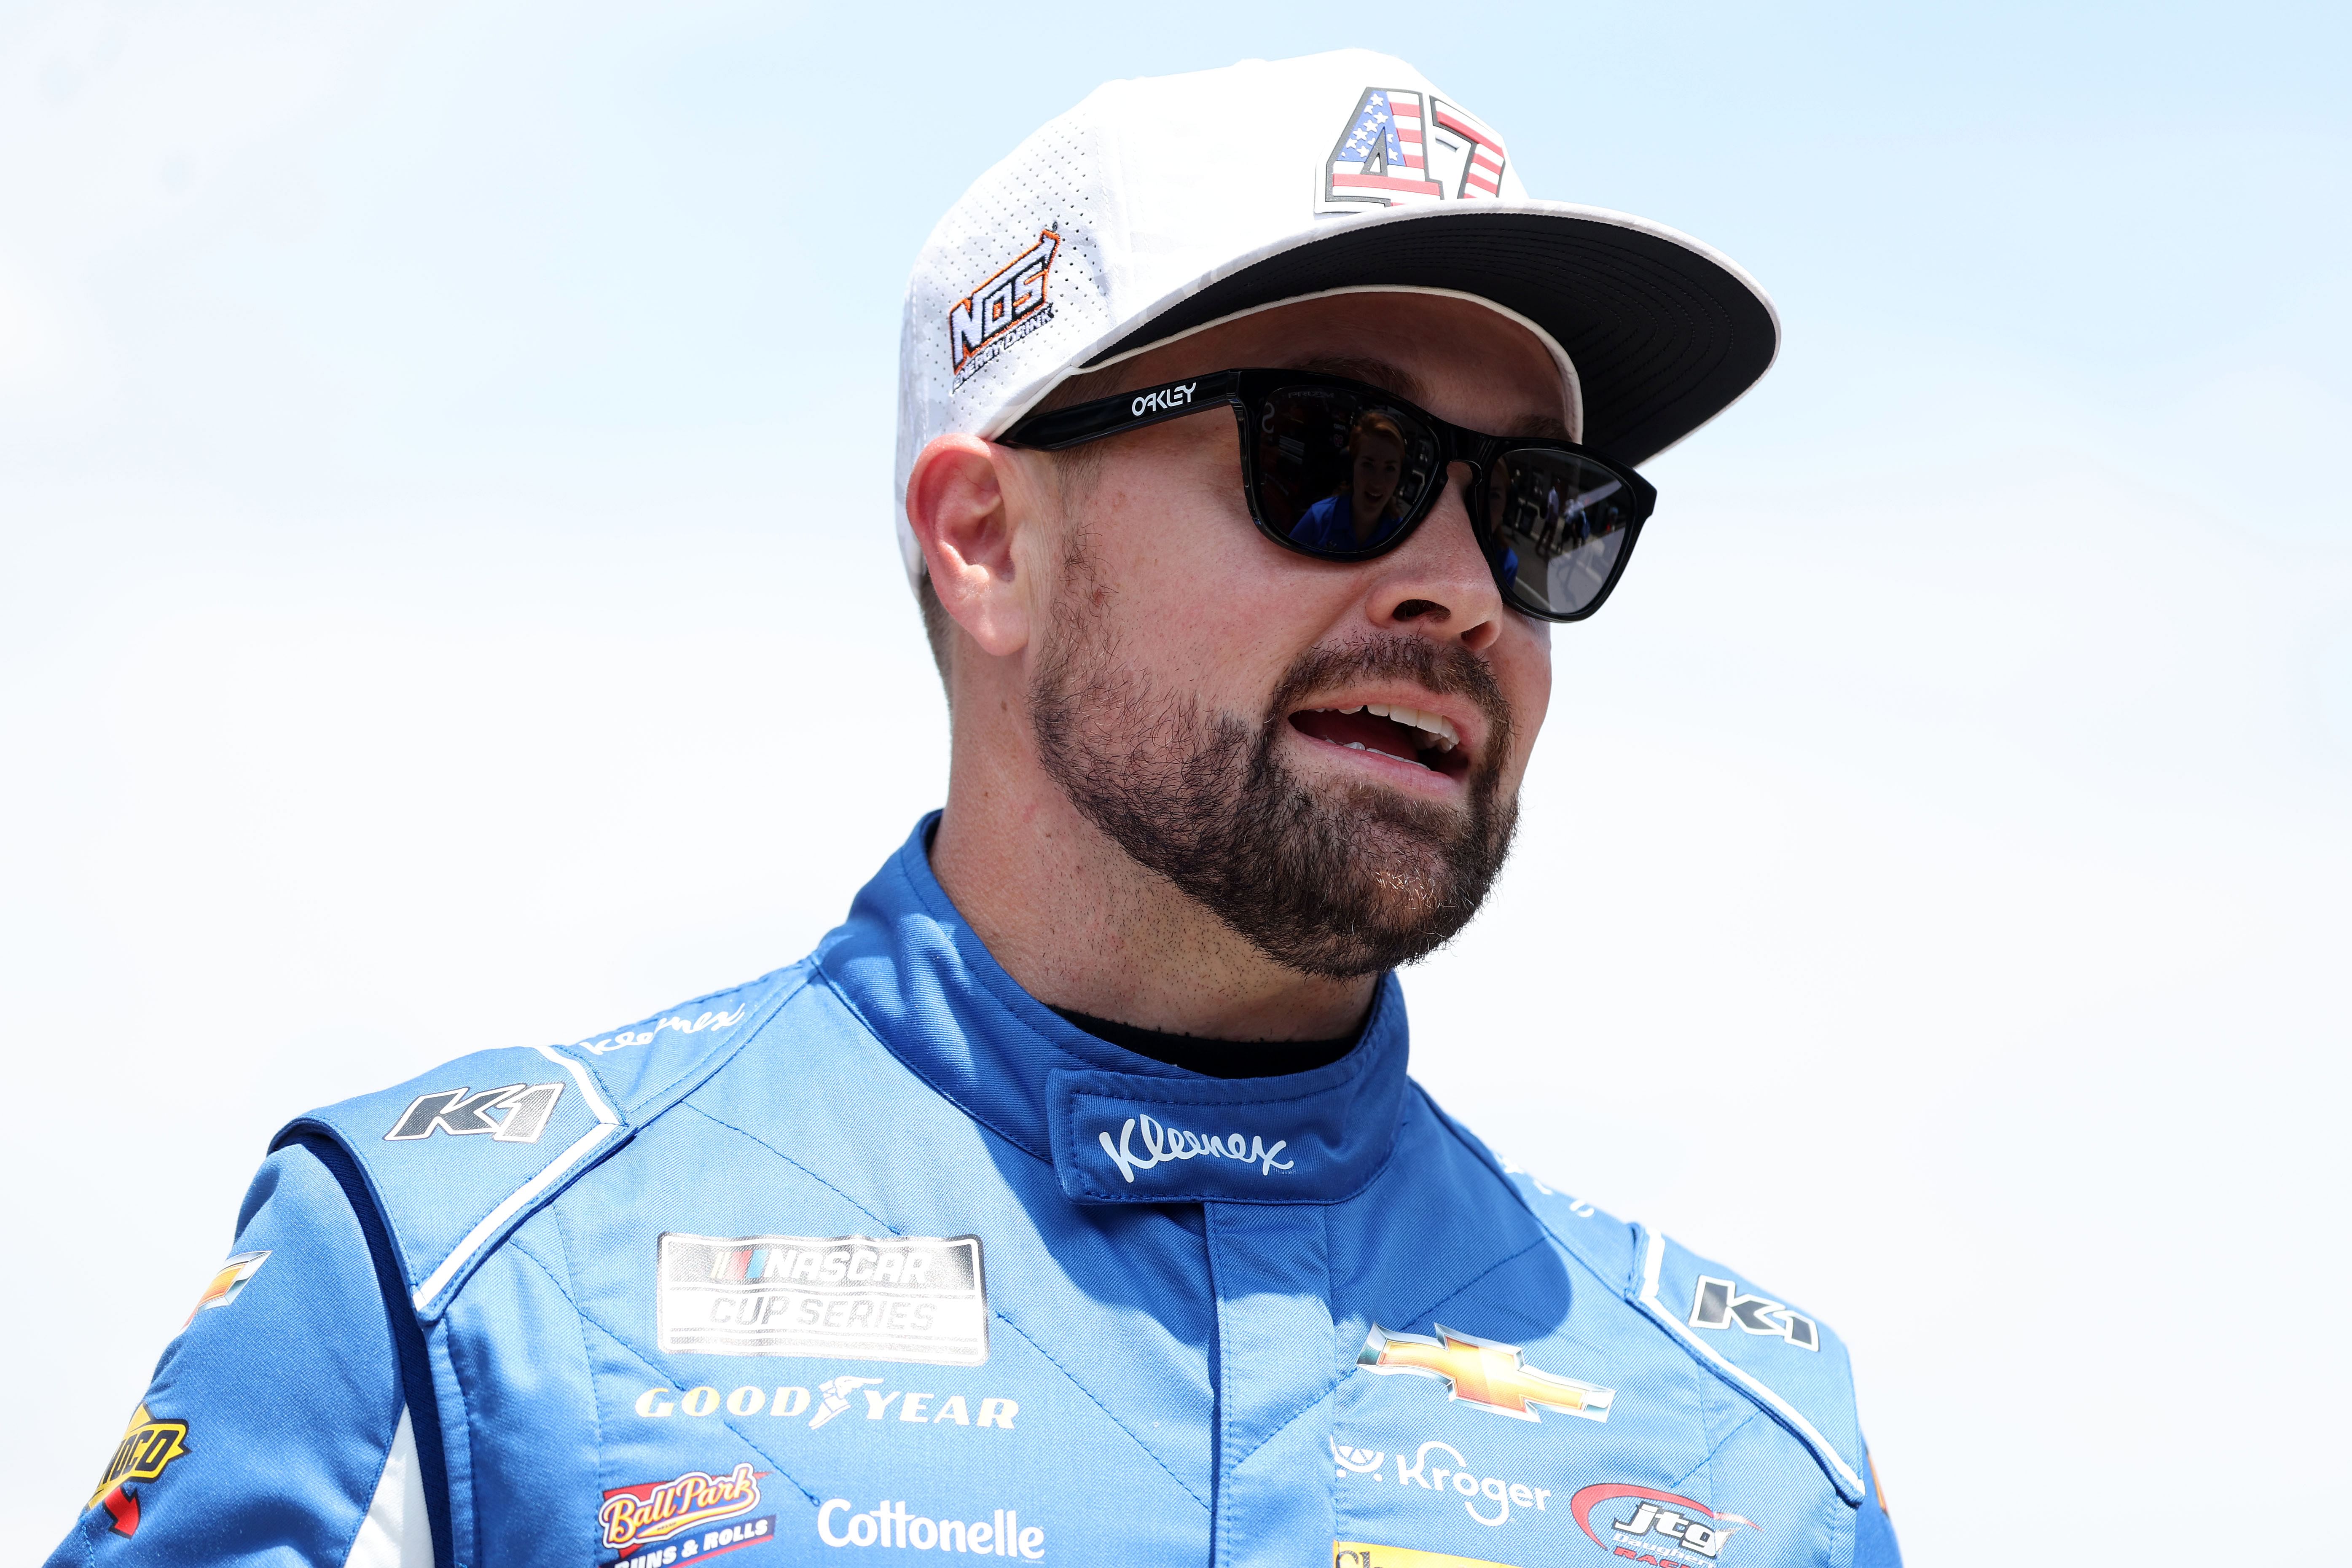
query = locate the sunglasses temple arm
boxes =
[996,371,1246,451]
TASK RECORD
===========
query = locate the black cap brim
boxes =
[1082,204,1778,467]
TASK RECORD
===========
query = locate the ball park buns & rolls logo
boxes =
[600,1463,773,1566]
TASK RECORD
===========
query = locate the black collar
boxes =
[1047,1007,1360,1079]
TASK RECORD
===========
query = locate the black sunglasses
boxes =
[999,368,1657,622]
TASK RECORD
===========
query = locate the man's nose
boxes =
[1362,461,1506,653]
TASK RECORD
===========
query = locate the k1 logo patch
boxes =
[657,1233,988,1366]
[1687,1276,1818,1351]
[383,1082,565,1144]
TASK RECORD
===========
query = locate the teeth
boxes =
[1380,703,1461,752]
[1308,700,1463,754]
[1345,741,1367,750]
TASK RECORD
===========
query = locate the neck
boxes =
[926,722,1375,1044]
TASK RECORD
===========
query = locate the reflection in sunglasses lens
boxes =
[1485,449,1632,616]
[1253,389,1439,555]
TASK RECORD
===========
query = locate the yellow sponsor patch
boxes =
[89,1404,189,1509]
[86,1402,191,1538]
[1334,1544,1521,1568]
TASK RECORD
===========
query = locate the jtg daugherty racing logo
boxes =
[1571,1483,1756,1564]
[1098,1114,1293,1184]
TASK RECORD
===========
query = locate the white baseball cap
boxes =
[893,48,1777,591]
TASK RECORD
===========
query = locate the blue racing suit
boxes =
[49,817,1901,1568]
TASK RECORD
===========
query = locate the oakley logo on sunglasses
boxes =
[1130,382,1199,417]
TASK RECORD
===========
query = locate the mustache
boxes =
[1265,635,1514,764]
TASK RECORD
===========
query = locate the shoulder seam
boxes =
[406,1042,626,1313]
[1629,1229,1867,1504]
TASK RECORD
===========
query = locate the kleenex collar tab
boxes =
[1044,998,1409,1205]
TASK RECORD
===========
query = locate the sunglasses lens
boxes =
[1248,387,1443,556]
[1482,448,1640,617]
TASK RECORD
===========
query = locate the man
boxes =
[1291,410,1411,550]
[51,51,1901,1568]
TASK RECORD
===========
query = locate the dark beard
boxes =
[1028,575,1520,980]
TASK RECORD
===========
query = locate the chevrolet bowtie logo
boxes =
[1356,1324,1614,1423]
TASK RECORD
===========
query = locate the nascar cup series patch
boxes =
[657,1233,988,1366]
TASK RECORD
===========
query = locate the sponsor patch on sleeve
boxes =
[657,1234,988,1366]
[183,1250,269,1326]
[86,1403,191,1538]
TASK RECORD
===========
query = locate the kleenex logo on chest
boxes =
[1098,1114,1294,1184]
[658,1233,988,1367]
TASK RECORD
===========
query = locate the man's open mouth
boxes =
[1288,702,1469,778]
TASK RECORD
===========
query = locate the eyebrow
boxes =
[1512,411,1576,441]
[1291,354,1431,405]
[1288,354,1575,442]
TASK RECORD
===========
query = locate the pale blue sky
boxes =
[4,2,2347,1560]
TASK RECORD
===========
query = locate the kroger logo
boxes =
[1332,1437,1553,1528]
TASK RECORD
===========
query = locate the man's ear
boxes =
[906,434,1035,660]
